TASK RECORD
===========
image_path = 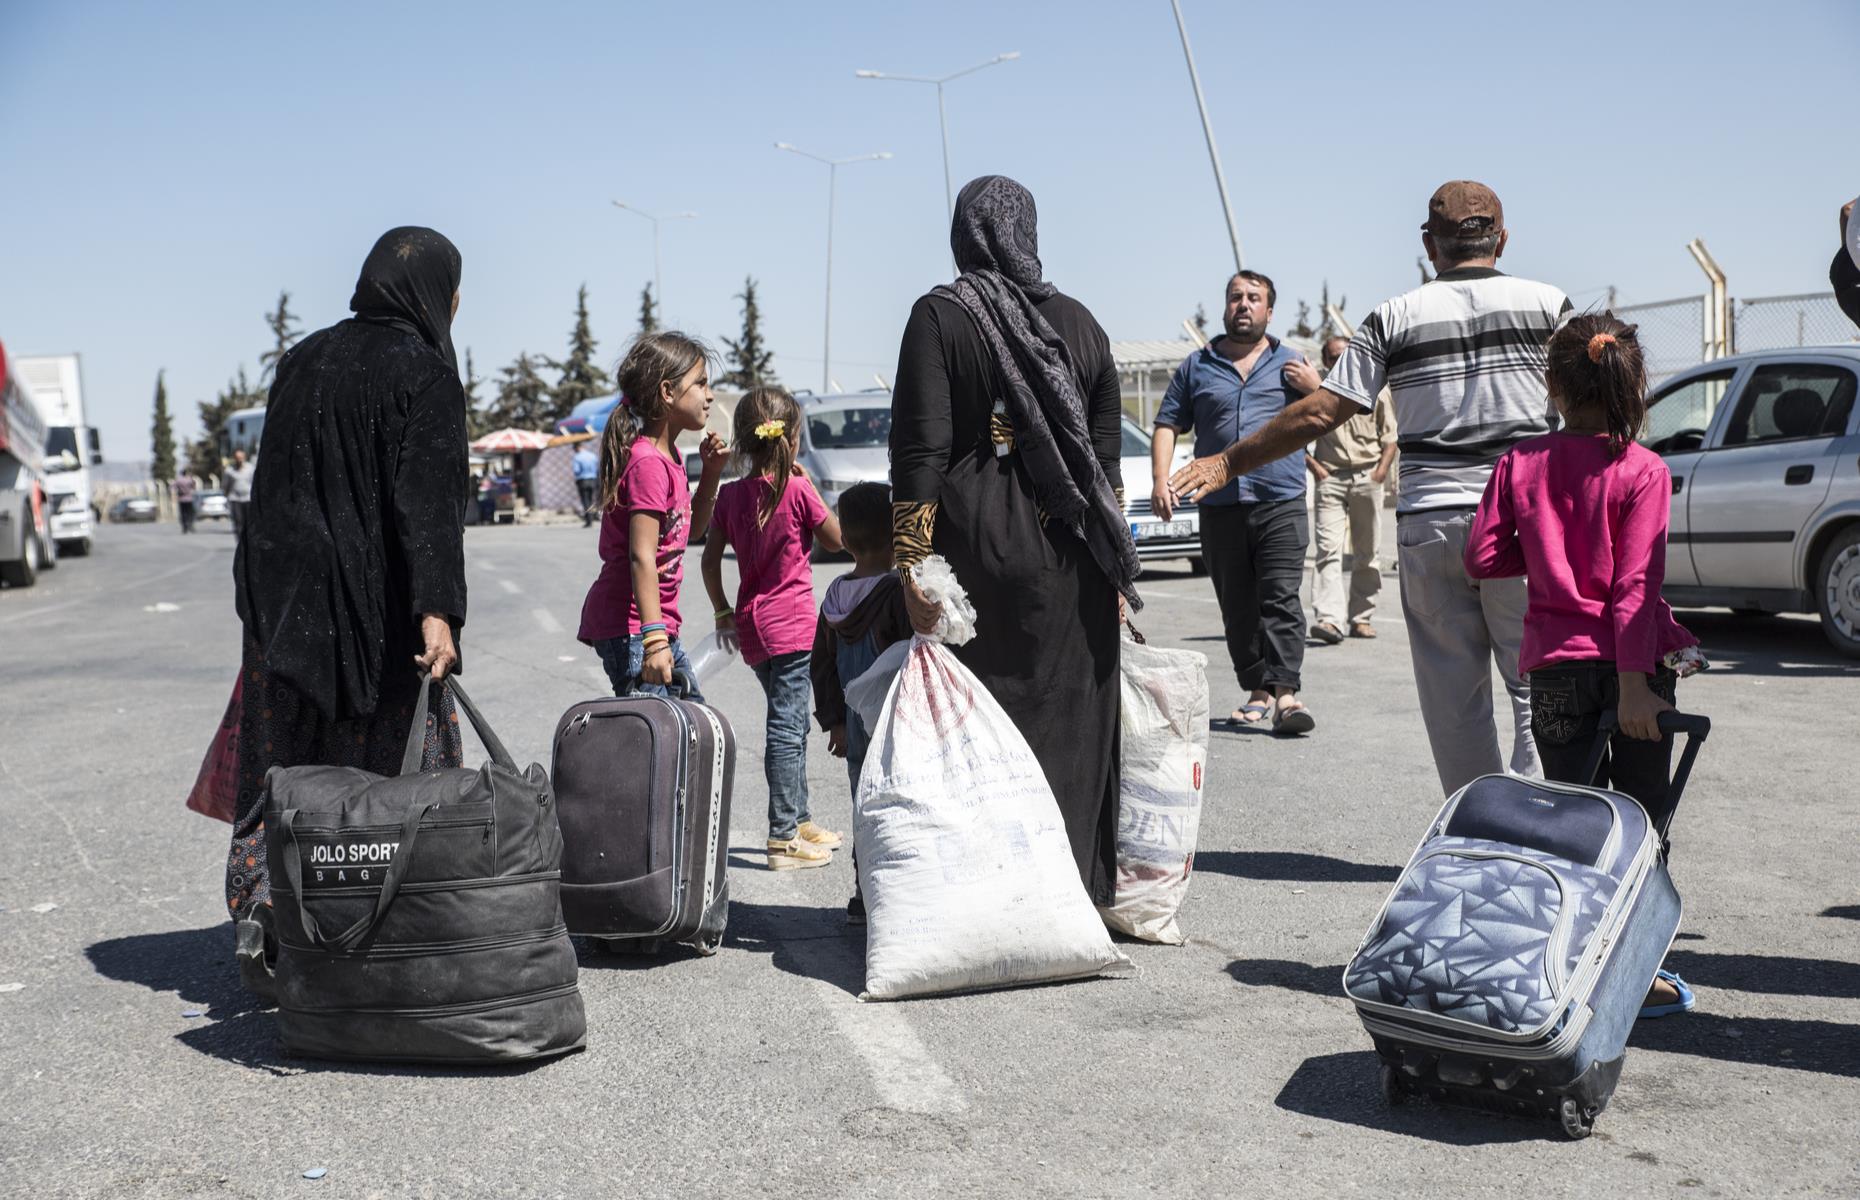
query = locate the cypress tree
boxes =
[150,370,176,484]
[638,283,659,335]
[721,276,778,390]
[258,290,301,383]
[463,348,495,438]
[548,284,612,422]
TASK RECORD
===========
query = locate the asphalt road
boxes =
[2,519,1857,1199]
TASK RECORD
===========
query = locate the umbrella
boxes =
[471,428,552,454]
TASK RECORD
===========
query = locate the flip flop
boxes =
[1273,703,1316,736]
[1638,969,1696,1020]
[1230,702,1271,727]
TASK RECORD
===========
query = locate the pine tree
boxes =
[547,284,612,422]
[721,276,778,390]
[462,348,495,438]
[1192,303,1210,341]
[258,290,302,383]
[490,353,553,430]
[186,367,263,483]
[638,283,659,335]
[150,370,176,484]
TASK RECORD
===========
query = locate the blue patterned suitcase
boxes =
[1343,712,1708,1138]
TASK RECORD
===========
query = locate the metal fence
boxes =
[1615,296,1705,387]
[1734,292,1859,354]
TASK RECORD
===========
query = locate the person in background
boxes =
[1172,181,1571,795]
[1834,197,1860,332]
[1464,312,1704,1019]
[227,225,471,997]
[1295,335,1397,643]
[577,332,729,698]
[809,481,912,921]
[224,449,257,538]
[1152,270,1316,735]
[703,386,845,871]
[476,466,498,525]
[572,440,601,527]
[173,472,198,533]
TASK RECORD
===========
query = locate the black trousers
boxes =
[1198,499,1308,693]
[576,480,597,526]
[1530,661,1679,839]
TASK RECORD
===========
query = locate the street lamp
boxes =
[610,201,696,317]
[855,51,1019,229]
[774,142,892,392]
[1166,1,1243,274]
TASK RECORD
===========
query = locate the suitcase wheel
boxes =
[694,932,722,957]
[1379,1063,1406,1107]
[1557,1096,1595,1140]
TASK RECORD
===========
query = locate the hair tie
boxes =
[1586,333,1617,363]
[754,419,787,441]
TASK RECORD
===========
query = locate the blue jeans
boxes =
[594,634,704,702]
[752,651,812,839]
[835,633,886,795]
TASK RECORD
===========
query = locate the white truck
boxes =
[17,353,100,557]
[0,339,56,588]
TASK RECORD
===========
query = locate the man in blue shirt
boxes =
[572,443,600,527]
[1152,270,1315,735]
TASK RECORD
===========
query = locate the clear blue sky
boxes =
[3,0,1855,461]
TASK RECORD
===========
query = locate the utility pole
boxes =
[775,143,892,392]
[611,202,696,317]
[1169,0,1243,274]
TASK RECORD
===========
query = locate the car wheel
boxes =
[1,510,39,587]
[1816,525,1860,659]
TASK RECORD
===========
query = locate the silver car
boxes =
[796,392,893,511]
[1644,345,1860,656]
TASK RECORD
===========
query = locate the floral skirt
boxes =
[224,643,463,923]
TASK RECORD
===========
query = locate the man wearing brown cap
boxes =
[1169,181,1572,794]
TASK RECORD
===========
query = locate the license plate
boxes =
[1131,520,1193,540]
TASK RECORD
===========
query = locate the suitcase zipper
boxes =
[279,923,570,959]
[280,979,582,1019]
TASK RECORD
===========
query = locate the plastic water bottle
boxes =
[685,631,739,684]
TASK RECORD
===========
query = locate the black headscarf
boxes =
[349,226,462,372]
[933,176,1142,608]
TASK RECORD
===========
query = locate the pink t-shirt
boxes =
[1464,433,1696,674]
[578,438,690,643]
[712,474,829,665]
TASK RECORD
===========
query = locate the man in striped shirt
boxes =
[1170,181,1572,793]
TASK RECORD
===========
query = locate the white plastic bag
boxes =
[1097,635,1210,945]
[684,630,739,685]
[856,636,1132,1000]
[841,554,973,730]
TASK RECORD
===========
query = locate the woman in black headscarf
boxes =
[890,177,1140,905]
[226,226,470,993]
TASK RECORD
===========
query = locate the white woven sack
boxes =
[856,637,1132,1000]
[1097,636,1210,945]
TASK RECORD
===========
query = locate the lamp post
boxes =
[855,51,1019,231]
[774,143,891,392]
[610,201,696,316]
[1167,0,1244,274]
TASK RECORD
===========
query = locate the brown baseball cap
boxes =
[1424,180,1503,238]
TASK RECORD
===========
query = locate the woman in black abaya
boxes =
[890,177,1141,905]
[226,226,471,994]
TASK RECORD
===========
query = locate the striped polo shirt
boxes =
[1323,267,1573,513]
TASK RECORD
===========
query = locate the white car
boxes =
[1119,417,1201,568]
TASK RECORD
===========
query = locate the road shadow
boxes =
[726,901,865,997]
[1665,610,1860,679]
[1822,905,1860,921]
[1275,1051,1545,1145]
[1197,850,1401,884]
[1663,950,1860,1000]
[1227,958,1343,997]
[86,925,571,1077]
[1631,1012,1860,1078]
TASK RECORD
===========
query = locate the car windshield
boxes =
[807,408,890,449]
[43,427,81,473]
[1120,420,1150,457]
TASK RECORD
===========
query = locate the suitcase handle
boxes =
[670,668,701,700]
[279,801,431,952]
[400,674,517,775]
[1586,709,1710,838]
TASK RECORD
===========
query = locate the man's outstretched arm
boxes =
[1169,388,1361,503]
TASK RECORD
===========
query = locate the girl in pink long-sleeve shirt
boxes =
[1466,312,1703,1019]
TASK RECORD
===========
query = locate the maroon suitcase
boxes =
[550,676,733,955]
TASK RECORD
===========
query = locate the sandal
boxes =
[1273,700,1316,736]
[1231,702,1271,726]
[1638,969,1696,1020]
[1349,622,1377,639]
[1311,622,1345,645]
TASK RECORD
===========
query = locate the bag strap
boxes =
[399,673,517,776]
[280,801,430,952]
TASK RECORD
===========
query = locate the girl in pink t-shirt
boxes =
[702,387,844,870]
[577,332,729,698]
[1466,312,1704,1019]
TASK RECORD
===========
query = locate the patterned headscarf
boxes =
[934,176,1141,608]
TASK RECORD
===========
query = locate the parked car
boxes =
[1642,345,1860,656]
[197,490,230,520]
[1119,418,1201,568]
[109,496,158,523]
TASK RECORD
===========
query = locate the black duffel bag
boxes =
[263,675,586,1063]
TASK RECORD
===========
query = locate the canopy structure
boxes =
[470,427,552,455]
[566,394,621,435]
